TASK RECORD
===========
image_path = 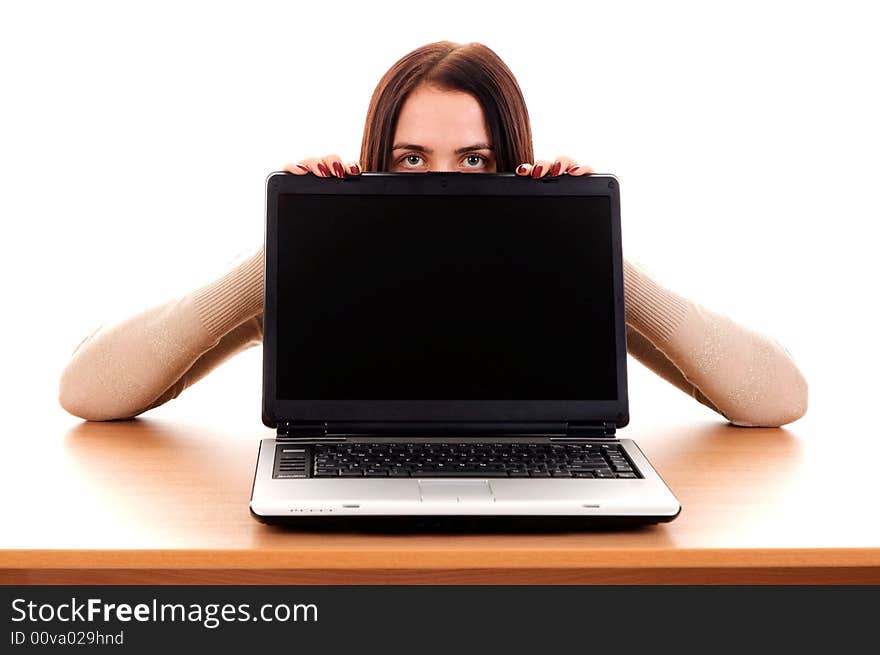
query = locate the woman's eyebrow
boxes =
[454,143,493,154]
[391,143,493,154]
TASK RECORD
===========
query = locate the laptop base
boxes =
[250,507,681,532]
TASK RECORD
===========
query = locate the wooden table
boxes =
[2,378,878,584]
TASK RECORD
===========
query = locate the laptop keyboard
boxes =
[307,442,641,479]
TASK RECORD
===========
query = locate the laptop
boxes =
[250,170,681,526]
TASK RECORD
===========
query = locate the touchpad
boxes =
[418,480,494,503]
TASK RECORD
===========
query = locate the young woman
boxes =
[58,41,808,427]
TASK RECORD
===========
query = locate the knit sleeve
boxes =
[58,244,265,421]
[621,257,808,427]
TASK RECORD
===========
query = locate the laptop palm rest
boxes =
[418,480,494,503]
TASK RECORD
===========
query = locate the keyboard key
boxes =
[413,471,508,477]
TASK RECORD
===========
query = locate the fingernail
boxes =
[317,163,330,177]
[516,164,528,174]
[550,162,561,176]
[569,166,580,174]
[333,162,344,178]
[296,164,308,172]
[351,164,360,175]
[531,165,543,178]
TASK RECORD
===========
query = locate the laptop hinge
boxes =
[276,421,346,443]
[276,420,616,441]
[553,421,617,440]
[276,421,571,441]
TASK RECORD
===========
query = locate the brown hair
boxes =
[359,41,534,173]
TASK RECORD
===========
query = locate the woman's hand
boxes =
[515,156,593,178]
[283,155,362,178]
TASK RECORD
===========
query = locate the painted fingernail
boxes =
[550,161,561,176]
[333,162,344,177]
[531,165,543,178]
[296,164,309,172]
[351,164,360,175]
[569,166,580,174]
[516,164,528,174]
[317,163,330,177]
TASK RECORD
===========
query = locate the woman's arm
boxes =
[522,158,807,426]
[58,245,265,421]
[622,257,808,427]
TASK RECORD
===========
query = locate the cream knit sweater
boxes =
[58,243,808,426]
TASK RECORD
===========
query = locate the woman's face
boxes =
[389,84,497,173]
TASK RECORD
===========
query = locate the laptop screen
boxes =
[275,193,618,401]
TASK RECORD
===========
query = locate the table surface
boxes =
[3,375,879,585]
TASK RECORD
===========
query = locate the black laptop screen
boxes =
[275,193,618,400]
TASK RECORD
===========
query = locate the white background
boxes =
[1,0,877,429]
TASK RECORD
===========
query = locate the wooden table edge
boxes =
[2,549,879,584]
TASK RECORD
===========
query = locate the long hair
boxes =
[359,41,534,172]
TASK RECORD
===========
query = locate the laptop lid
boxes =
[262,171,628,430]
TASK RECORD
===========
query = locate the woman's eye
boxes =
[403,154,423,167]
[463,154,485,168]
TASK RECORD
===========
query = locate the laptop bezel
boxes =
[261,171,629,429]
